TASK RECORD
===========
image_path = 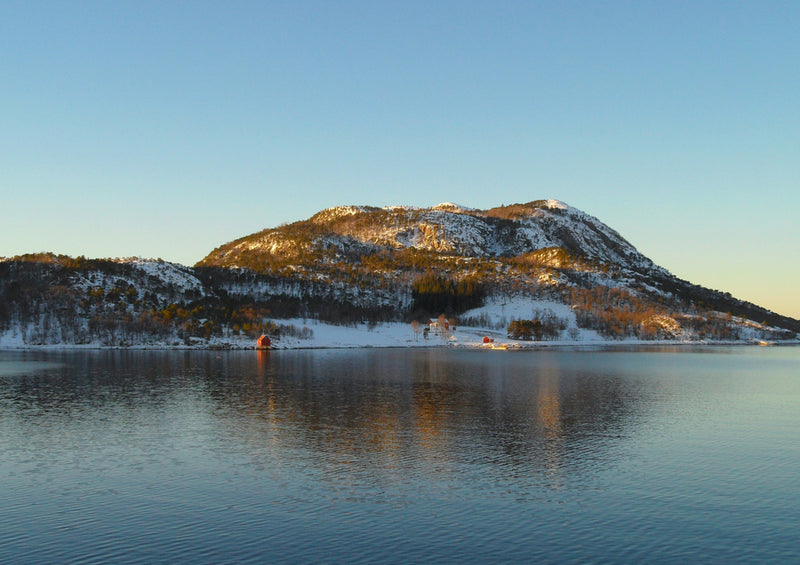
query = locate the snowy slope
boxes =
[199,199,664,275]
[3,200,798,349]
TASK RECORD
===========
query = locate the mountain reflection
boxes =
[1,349,645,493]
[201,349,641,490]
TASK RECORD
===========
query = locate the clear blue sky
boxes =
[2,1,798,318]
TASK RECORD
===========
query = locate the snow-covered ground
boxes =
[270,318,606,349]
[5,292,793,350]
[4,319,792,351]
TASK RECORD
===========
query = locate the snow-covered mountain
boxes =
[2,200,798,348]
[199,199,661,275]
[192,199,797,342]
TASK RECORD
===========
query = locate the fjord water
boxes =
[1,347,798,564]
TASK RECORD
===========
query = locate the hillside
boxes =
[1,200,798,348]
[199,200,660,273]
[196,199,798,339]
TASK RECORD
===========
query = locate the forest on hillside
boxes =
[1,253,796,346]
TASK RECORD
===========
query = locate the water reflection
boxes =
[1,349,648,496]
[189,349,648,495]
[3,347,799,564]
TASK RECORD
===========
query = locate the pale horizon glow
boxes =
[1,1,798,318]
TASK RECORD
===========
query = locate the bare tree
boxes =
[411,320,421,341]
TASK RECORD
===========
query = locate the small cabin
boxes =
[256,335,271,349]
[428,319,451,332]
[483,336,494,344]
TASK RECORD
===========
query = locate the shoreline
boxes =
[3,317,797,352]
[2,339,798,352]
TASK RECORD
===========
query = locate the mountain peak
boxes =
[542,198,568,210]
[432,202,476,213]
[198,199,659,275]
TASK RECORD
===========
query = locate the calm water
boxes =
[1,346,798,564]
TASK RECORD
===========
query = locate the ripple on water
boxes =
[1,347,799,563]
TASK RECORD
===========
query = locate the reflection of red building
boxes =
[256,335,271,349]
[257,349,270,375]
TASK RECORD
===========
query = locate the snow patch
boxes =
[432,202,476,213]
[116,258,205,293]
[313,206,368,223]
[543,199,568,210]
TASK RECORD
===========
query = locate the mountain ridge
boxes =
[198,199,662,275]
[1,200,798,348]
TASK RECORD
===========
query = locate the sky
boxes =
[2,1,798,318]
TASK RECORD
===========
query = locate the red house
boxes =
[256,335,271,349]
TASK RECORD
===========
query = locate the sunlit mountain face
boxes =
[1,201,798,347]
